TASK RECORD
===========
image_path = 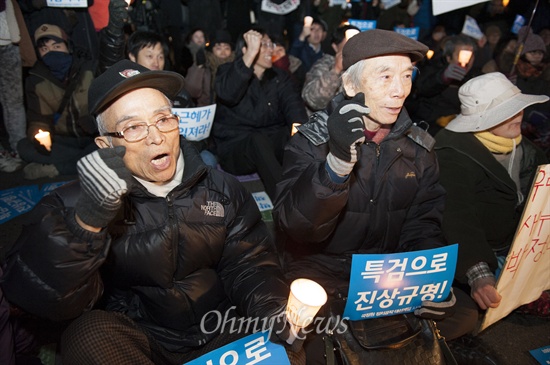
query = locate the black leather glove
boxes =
[414,288,456,320]
[75,146,134,228]
[195,48,207,67]
[107,0,129,34]
[442,63,467,83]
[327,92,369,176]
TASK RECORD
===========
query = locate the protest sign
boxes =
[511,14,525,34]
[183,332,290,365]
[173,104,216,142]
[432,0,489,16]
[461,15,484,40]
[530,345,550,365]
[261,0,300,15]
[394,27,420,40]
[46,0,88,7]
[347,19,377,32]
[252,192,273,212]
[343,245,458,321]
[480,164,550,332]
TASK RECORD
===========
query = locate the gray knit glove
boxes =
[76,146,133,228]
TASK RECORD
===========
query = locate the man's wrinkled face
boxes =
[131,43,165,70]
[489,110,523,139]
[96,88,181,185]
[344,55,414,128]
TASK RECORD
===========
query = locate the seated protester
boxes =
[273,29,487,364]
[289,17,327,73]
[213,27,308,199]
[1,60,304,365]
[434,72,550,317]
[127,30,169,72]
[271,33,306,90]
[180,27,208,77]
[301,24,360,113]
[184,29,235,107]
[407,34,480,136]
[17,23,98,180]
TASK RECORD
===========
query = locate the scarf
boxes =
[474,131,522,154]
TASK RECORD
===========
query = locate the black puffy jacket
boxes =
[2,140,288,351]
[273,98,446,294]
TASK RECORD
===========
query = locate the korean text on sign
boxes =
[343,244,458,320]
[183,332,290,365]
[173,104,216,142]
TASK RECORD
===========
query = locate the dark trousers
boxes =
[17,135,97,175]
[218,130,289,200]
[302,287,479,365]
[61,310,305,365]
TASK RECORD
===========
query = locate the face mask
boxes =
[42,51,73,81]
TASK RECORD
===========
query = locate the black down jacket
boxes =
[2,139,288,351]
[273,98,447,294]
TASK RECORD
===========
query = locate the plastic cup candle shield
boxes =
[345,29,360,41]
[291,123,301,136]
[285,278,327,344]
[426,49,435,60]
[35,129,52,151]
[458,50,473,67]
[304,16,313,27]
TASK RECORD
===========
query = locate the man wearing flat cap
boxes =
[274,29,484,363]
[2,59,305,364]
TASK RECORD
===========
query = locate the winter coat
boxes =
[2,140,288,351]
[434,129,548,283]
[213,57,308,151]
[25,55,96,139]
[273,95,446,295]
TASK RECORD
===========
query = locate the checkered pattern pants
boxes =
[61,310,305,365]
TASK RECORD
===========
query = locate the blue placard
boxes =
[511,14,525,35]
[530,345,550,365]
[343,245,458,321]
[173,104,216,142]
[347,19,377,32]
[394,27,419,40]
[184,332,290,365]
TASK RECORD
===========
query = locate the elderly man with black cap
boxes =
[435,72,549,317]
[273,29,491,364]
[1,59,305,364]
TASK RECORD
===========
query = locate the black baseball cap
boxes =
[88,59,185,116]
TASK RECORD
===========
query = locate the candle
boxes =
[285,278,327,344]
[345,29,360,40]
[35,129,52,151]
[304,16,313,27]
[458,50,473,67]
[426,49,434,60]
[291,123,301,136]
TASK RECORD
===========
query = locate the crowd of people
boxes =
[0,0,549,364]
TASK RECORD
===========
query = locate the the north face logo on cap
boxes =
[119,69,141,78]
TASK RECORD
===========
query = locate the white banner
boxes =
[173,104,216,142]
[480,164,550,332]
[46,0,88,8]
[261,0,300,15]
[432,0,489,16]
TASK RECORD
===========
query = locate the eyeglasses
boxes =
[104,114,180,142]
[261,41,275,50]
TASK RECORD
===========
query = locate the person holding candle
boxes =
[2,59,305,365]
[273,29,497,365]
[16,23,98,179]
[289,17,328,73]
[407,34,480,136]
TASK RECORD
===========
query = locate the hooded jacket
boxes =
[273,95,446,294]
[434,129,548,283]
[2,139,288,351]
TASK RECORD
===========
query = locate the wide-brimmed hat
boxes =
[88,59,184,116]
[446,72,549,133]
[34,24,68,44]
[342,29,428,70]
